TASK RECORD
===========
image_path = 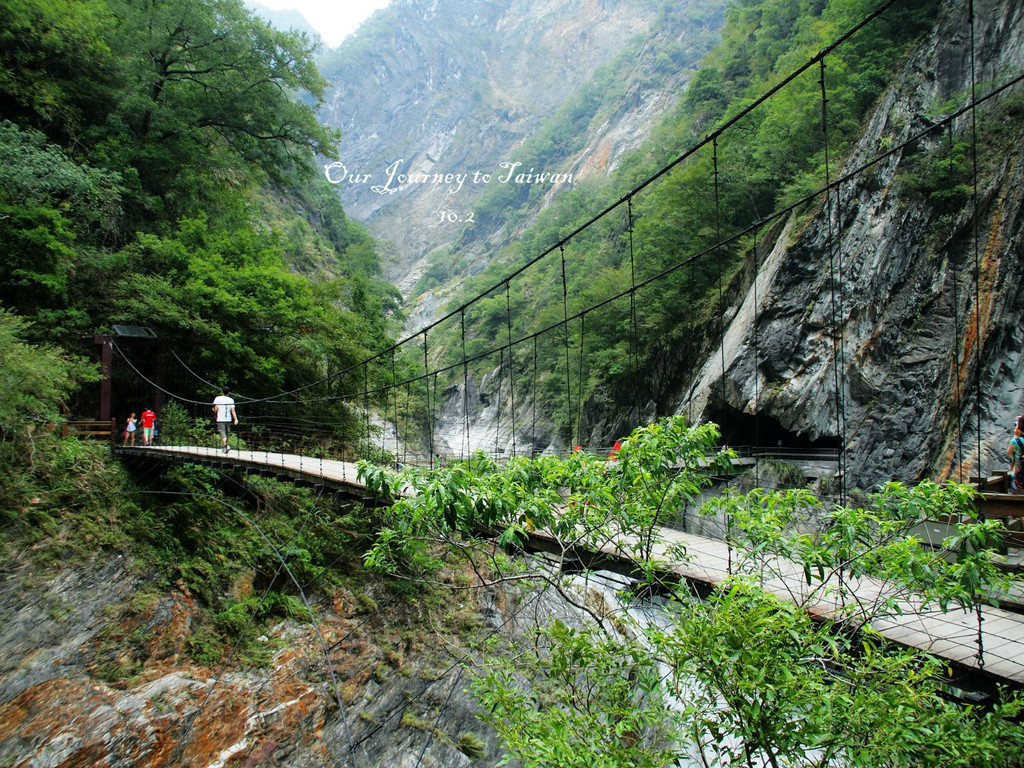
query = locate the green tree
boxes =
[0,121,124,333]
[0,0,118,143]
[653,580,1024,767]
[0,308,98,441]
[358,416,729,581]
[0,0,387,383]
[115,211,388,398]
[358,418,1024,767]
[472,621,680,768]
[98,0,338,220]
[472,470,1024,767]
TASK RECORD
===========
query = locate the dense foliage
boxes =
[0,0,407,692]
[0,309,98,442]
[0,0,400,421]
[359,416,730,576]
[416,0,938,433]
[359,416,1024,767]
[0,306,373,672]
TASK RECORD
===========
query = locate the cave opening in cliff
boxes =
[706,405,840,457]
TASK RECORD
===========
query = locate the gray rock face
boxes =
[0,551,518,767]
[0,553,135,704]
[319,0,725,300]
[420,0,1024,490]
[676,0,1024,488]
[0,543,639,768]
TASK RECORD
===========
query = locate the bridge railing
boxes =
[728,445,840,462]
[62,419,118,443]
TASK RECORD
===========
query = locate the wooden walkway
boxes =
[119,444,1024,687]
[122,444,366,492]
[651,529,1024,686]
[972,472,1024,549]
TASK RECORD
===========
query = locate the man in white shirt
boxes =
[212,386,238,453]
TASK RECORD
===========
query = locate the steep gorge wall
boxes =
[677,0,1024,488]
[436,0,1024,487]
[0,548,523,767]
[319,0,724,301]
[328,0,1024,490]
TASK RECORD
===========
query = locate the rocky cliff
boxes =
[0,542,575,767]
[318,0,725,303]
[419,0,1024,490]
[678,0,1024,488]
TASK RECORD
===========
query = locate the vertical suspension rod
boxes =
[713,136,727,439]
[560,245,573,449]
[820,56,846,502]
[627,197,639,428]
[461,309,470,462]
[423,330,433,468]
[505,281,517,458]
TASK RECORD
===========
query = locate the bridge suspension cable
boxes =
[108,0,1022,483]
[820,54,849,503]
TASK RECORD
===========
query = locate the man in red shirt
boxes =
[140,408,157,446]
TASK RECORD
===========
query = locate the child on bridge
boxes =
[123,413,137,446]
[1008,415,1024,492]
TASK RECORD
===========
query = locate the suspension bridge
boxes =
[78,0,1024,695]
[112,439,1024,692]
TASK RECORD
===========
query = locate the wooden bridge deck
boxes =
[119,445,1024,687]
[122,444,365,492]
[648,529,1024,686]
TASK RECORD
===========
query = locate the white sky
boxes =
[254,0,392,48]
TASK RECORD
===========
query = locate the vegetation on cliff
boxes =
[413,0,941,434]
[0,0,400,410]
[359,416,1024,767]
[0,309,342,667]
[0,4,427,756]
[0,308,502,765]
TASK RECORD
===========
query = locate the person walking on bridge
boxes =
[140,408,156,446]
[1008,415,1024,492]
[212,386,238,453]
